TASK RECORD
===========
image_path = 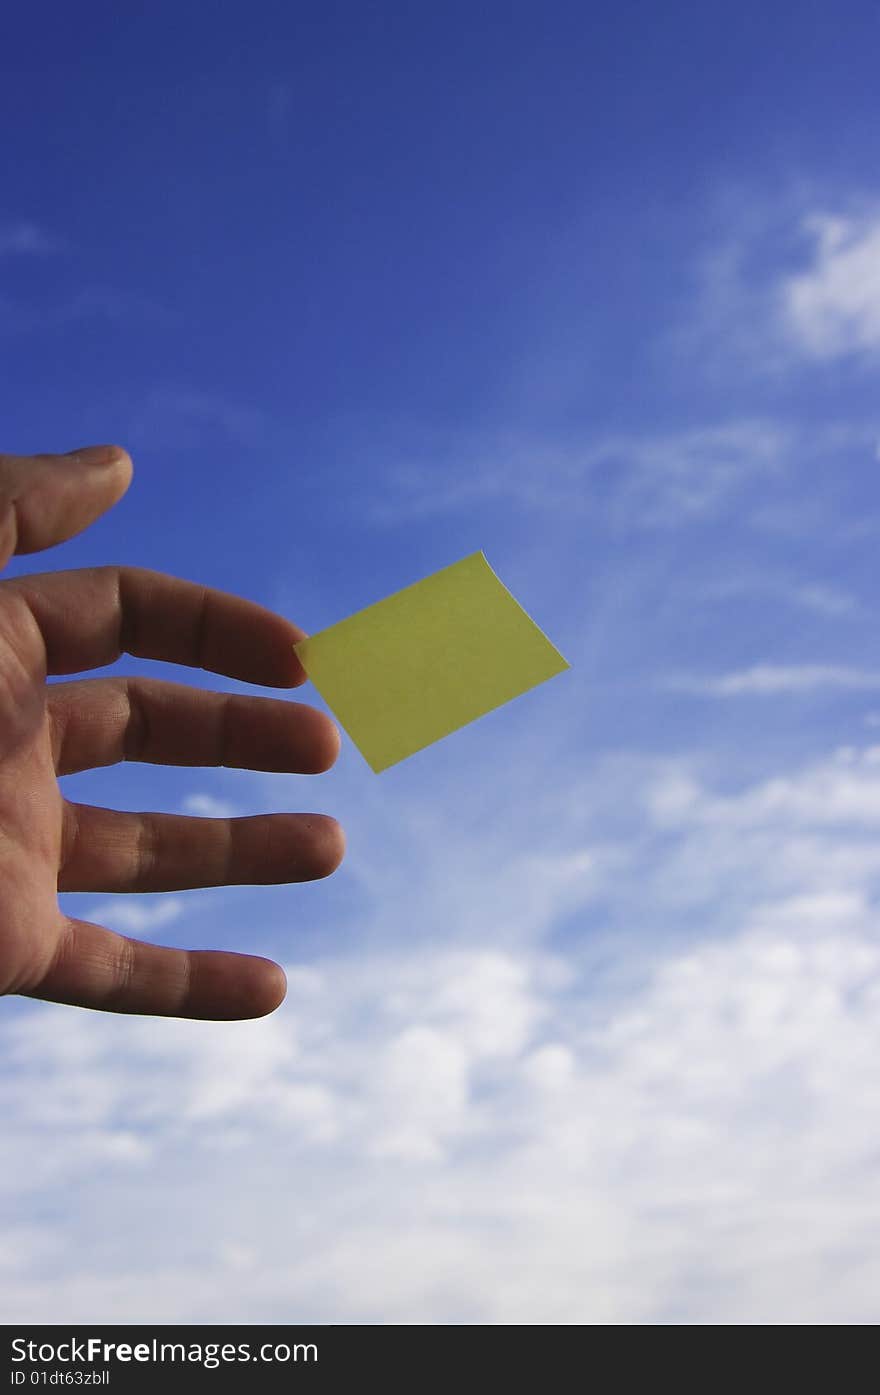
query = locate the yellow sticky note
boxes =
[293,550,569,773]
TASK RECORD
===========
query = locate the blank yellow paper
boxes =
[293,550,570,773]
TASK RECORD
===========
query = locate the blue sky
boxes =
[3,0,880,1324]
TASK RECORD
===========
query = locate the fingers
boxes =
[0,447,132,569]
[8,565,310,685]
[59,802,346,893]
[27,916,287,1018]
[48,676,341,776]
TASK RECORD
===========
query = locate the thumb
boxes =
[0,445,133,571]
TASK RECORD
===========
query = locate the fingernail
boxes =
[64,444,125,467]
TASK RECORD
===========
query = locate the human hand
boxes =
[0,446,344,1020]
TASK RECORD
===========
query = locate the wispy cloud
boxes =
[366,419,789,530]
[664,665,880,697]
[780,582,858,617]
[125,388,273,450]
[0,221,61,256]
[665,188,807,376]
[0,287,178,335]
[703,575,857,618]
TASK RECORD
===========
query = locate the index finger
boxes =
[5,566,310,685]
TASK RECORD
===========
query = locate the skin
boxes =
[0,445,345,1021]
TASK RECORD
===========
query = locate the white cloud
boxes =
[646,744,880,832]
[82,897,185,935]
[5,744,880,1322]
[672,193,880,379]
[782,212,880,358]
[2,909,879,1323]
[665,665,880,696]
[182,792,238,818]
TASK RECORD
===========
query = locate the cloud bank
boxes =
[5,745,880,1324]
